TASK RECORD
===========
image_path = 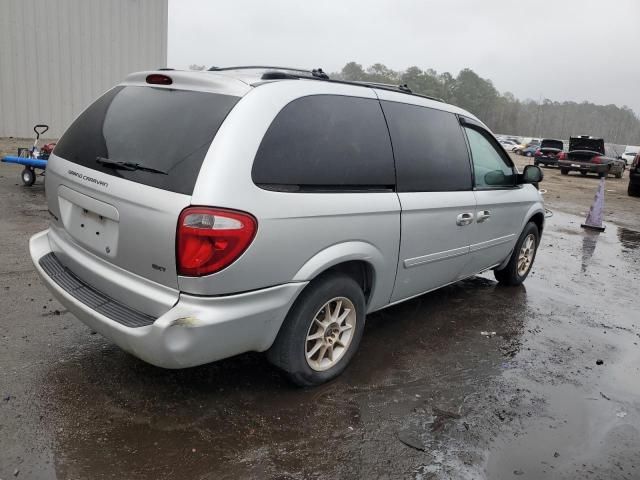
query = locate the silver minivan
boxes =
[30,67,544,386]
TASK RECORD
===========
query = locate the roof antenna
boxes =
[398,84,412,93]
[311,68,329,79]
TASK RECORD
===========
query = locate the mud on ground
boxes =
[0,140,639,479]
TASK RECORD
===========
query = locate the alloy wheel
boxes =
[305,297,356,371]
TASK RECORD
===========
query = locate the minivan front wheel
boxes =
[267,273,366,386]
[494,222,539,286]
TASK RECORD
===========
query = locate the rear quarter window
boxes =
[54,86,240,195]
[252,95,395,191]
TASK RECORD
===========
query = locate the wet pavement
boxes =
[0,167,639,479]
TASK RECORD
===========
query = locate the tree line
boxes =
[334,62,640,145]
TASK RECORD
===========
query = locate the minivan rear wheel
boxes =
[267,273,365,386]
[494,222,539,286]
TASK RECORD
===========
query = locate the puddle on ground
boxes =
[619,227,640,251]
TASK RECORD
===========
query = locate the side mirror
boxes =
[521,165,543,184]
[484,170,507,185]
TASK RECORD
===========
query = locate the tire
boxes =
[560,168,569,175]
[580,171,588,176]
[629,183,640,197]
[267,273,366,386]
[494,222,539,286]
[534,160,540,166]
[599,165,613,179]
[615,171,623,179]
[526,151,533,157]
[21,167,35,187]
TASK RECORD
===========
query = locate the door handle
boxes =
[477,210,491,223]
[456,212,474,226]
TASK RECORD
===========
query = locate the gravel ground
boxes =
[0,138,639,479]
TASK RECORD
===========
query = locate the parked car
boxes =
[533,138,564,167]
[628,153,640,196]
[558,136,626,178]
[29,67,545,386]
[499,139,519,151]
[521,144,539,157]
[514,141,540,155]
[622,146,640,166]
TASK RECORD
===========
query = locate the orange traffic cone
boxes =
[581,177,606,232]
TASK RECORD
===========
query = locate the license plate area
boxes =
[57,187,119,258]
[571,164,581,168]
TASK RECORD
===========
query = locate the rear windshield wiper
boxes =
[96,157,167,175]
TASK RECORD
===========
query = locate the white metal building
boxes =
[0,0,168,138]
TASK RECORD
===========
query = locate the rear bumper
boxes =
[30,229,307,368]
[558,161,608,173]
[536,157,558,165]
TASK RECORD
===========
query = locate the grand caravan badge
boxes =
[67,169,109,188]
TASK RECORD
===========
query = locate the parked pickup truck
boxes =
[558,136,625,178]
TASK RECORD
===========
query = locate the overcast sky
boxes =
[168,0,640,114]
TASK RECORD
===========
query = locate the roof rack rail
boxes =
[311,68,329,79]
[209,65,444,103]
[210,65,331,80]
[208,65,312,74]
[354,81,411,93]
[352,81,443,102]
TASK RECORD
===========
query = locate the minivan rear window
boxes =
[252,95,395,191]
[54,86,239,195]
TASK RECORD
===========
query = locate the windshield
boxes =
[54,86,240,195]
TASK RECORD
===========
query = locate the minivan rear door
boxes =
[46,80,242,300]
[379,98,476,303]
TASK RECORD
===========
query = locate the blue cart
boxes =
[1,125,52,186]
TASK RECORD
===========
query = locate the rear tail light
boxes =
[558,152,567,160]
[534,149,542,157]
[176,207,257,276]
[592,156,602,164]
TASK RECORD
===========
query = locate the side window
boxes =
[464,127,515,188]
[381,101,472,192]
[252,95,395,191]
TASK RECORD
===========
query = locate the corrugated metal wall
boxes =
[0,0,168,138]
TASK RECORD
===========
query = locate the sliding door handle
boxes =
[477,210,491,223]
[456,212,474,226]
